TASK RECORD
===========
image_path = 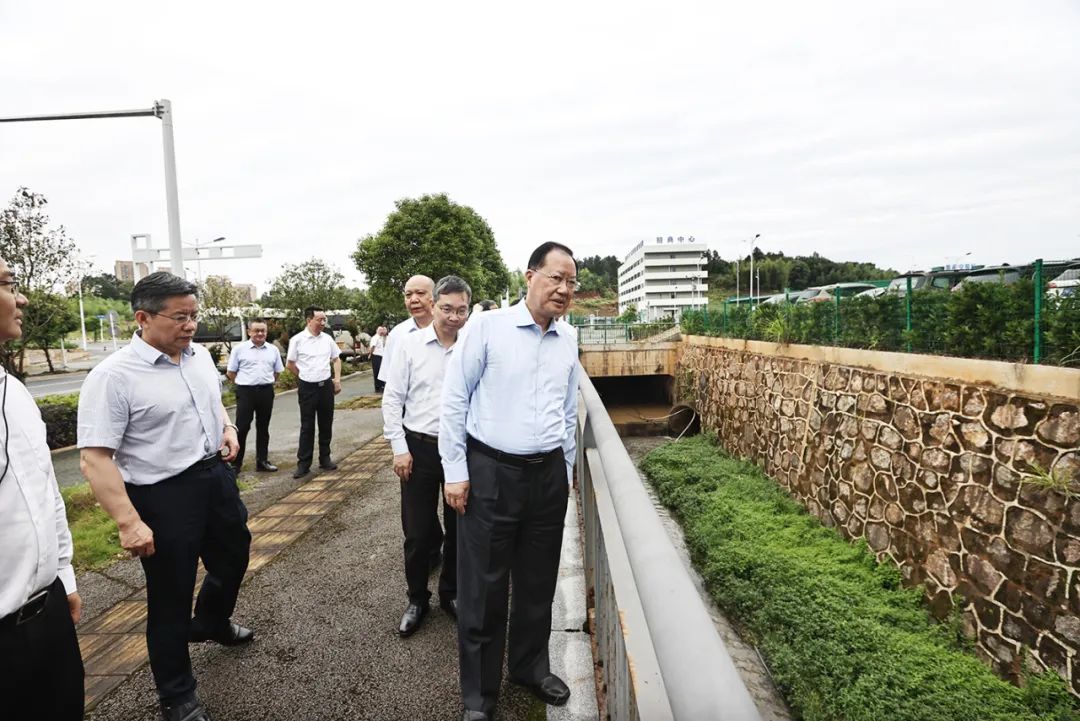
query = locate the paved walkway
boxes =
[78,403,595,720]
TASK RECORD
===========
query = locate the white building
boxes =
[618,235,708,321]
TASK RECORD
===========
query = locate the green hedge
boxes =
[683,283,1080,366]
[641,436,1079,721]
[36,393,79,450]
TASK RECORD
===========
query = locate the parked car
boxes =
[952,265,1023,292]
[854,287,887,298]
[805,283,880,303]
[792,286,824,304]
[1048,265,1080,297]
[879,272,930,295]
[761,292,793,305]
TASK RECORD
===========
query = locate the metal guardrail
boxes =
[576,371,762,720]
[574,323,678,345]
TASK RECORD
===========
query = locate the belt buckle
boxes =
[16,589,49,625]
[524,455,546,465]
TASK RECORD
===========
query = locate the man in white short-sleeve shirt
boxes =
[226,318,284,473]
[286,306,342,478]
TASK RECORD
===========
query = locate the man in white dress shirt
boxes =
[0,257,84,720]
[370,325,388,393]
[440,242,581,721]
[226,318,284,473]
[379,274,445,570]
[286,306,342,478]
[382,275,471,637]
[79,271,251,721]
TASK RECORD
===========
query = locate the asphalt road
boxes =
[51,371,380,488]
[26,371,90,398]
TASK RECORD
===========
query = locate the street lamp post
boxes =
[0,99,187,277]
[76,255,95,351]
[749,234,761,309]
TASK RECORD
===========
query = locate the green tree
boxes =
[22,291,79,372]
[198,276,248,352]
[82,272,133,301]
[617,304,640,323]
[576,267,606,294]
[0,188,78,376]
[264,258,355,325]
[352,193,510,318]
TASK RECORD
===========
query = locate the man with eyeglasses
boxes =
[286,306,342,479]
[0,258,84,720]
[226,318,284,473]
[78,272,253,721]
[383,275,471,637]
[440,242,581,721]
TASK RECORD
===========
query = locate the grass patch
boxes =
[61,483,123,571]
[337,395,383,410]
[641,435,1079,721]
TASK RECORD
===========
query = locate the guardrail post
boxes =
[1034,258,1043,364]
[833,290,841,344]
[905,276,913,353]
[722,299,729,337]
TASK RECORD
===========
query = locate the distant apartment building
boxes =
[618,235,708,321]
[234,284,258,303]
[114,260,150,283]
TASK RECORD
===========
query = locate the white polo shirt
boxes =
[286,329,341,383]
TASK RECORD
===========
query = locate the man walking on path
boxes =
[0,257,85,721]
[440,242,581,721]
[78,272,253,721]
[371,325,388,393]
[227,318,284,473]
[287,306,342,479]
[383,276,471,638]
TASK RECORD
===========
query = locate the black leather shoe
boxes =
[319,459,338,470]
[190,621,254,646]
[293,465,310,479]
[510,673,570,706]
[256,461,278,472]
[398,601,429,637]
[461,711,489,721]
[440,597,458,619]
[160,697,212,721]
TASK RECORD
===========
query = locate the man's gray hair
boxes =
[434,275,472,303]
[131,272,198,314]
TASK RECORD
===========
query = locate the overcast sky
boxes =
[2,1,1078,293]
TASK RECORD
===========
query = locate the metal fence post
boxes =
[833,291,840,345]
[905,276,913,353]
[704,307,709,334]
[722,299,729,337]
[1034,258,1043,364]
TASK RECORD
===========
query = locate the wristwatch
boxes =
[224,423,239,433]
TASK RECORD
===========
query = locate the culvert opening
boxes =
[591,375,689,437]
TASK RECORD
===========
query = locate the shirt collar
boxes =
[130,330,193,365]
[511,300,562,336]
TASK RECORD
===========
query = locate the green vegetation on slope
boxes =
[641,436,1078,721]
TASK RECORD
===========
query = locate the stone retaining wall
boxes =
[676,337,1080,693]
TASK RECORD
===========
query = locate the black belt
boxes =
[237,383,274,389]
[0,584,51,629]
[404,428,439,445]
[186,453,222,474]
[467,435,561,467]
[299,379,331,387]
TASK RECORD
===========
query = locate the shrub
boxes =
[641,436,1079,721]
[275,368,299,391]
[36,393,79,449]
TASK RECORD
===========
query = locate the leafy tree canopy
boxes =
[82,273,133,301]
[264,258,356,320]
[352,193,510,319]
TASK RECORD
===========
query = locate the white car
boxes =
[1048,266,1080,298]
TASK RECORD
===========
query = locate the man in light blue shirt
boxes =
[226,318,284,473]
[440,242,581,721]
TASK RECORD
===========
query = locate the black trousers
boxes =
[457,446,569,715]
[234,384,274,468]
[126,460,251,703]
[402,434,457,603]
[371,354,384,392]
[0,577,84,720]
[297,379,334,467]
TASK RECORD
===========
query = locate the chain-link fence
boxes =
[682,263,1080,367]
